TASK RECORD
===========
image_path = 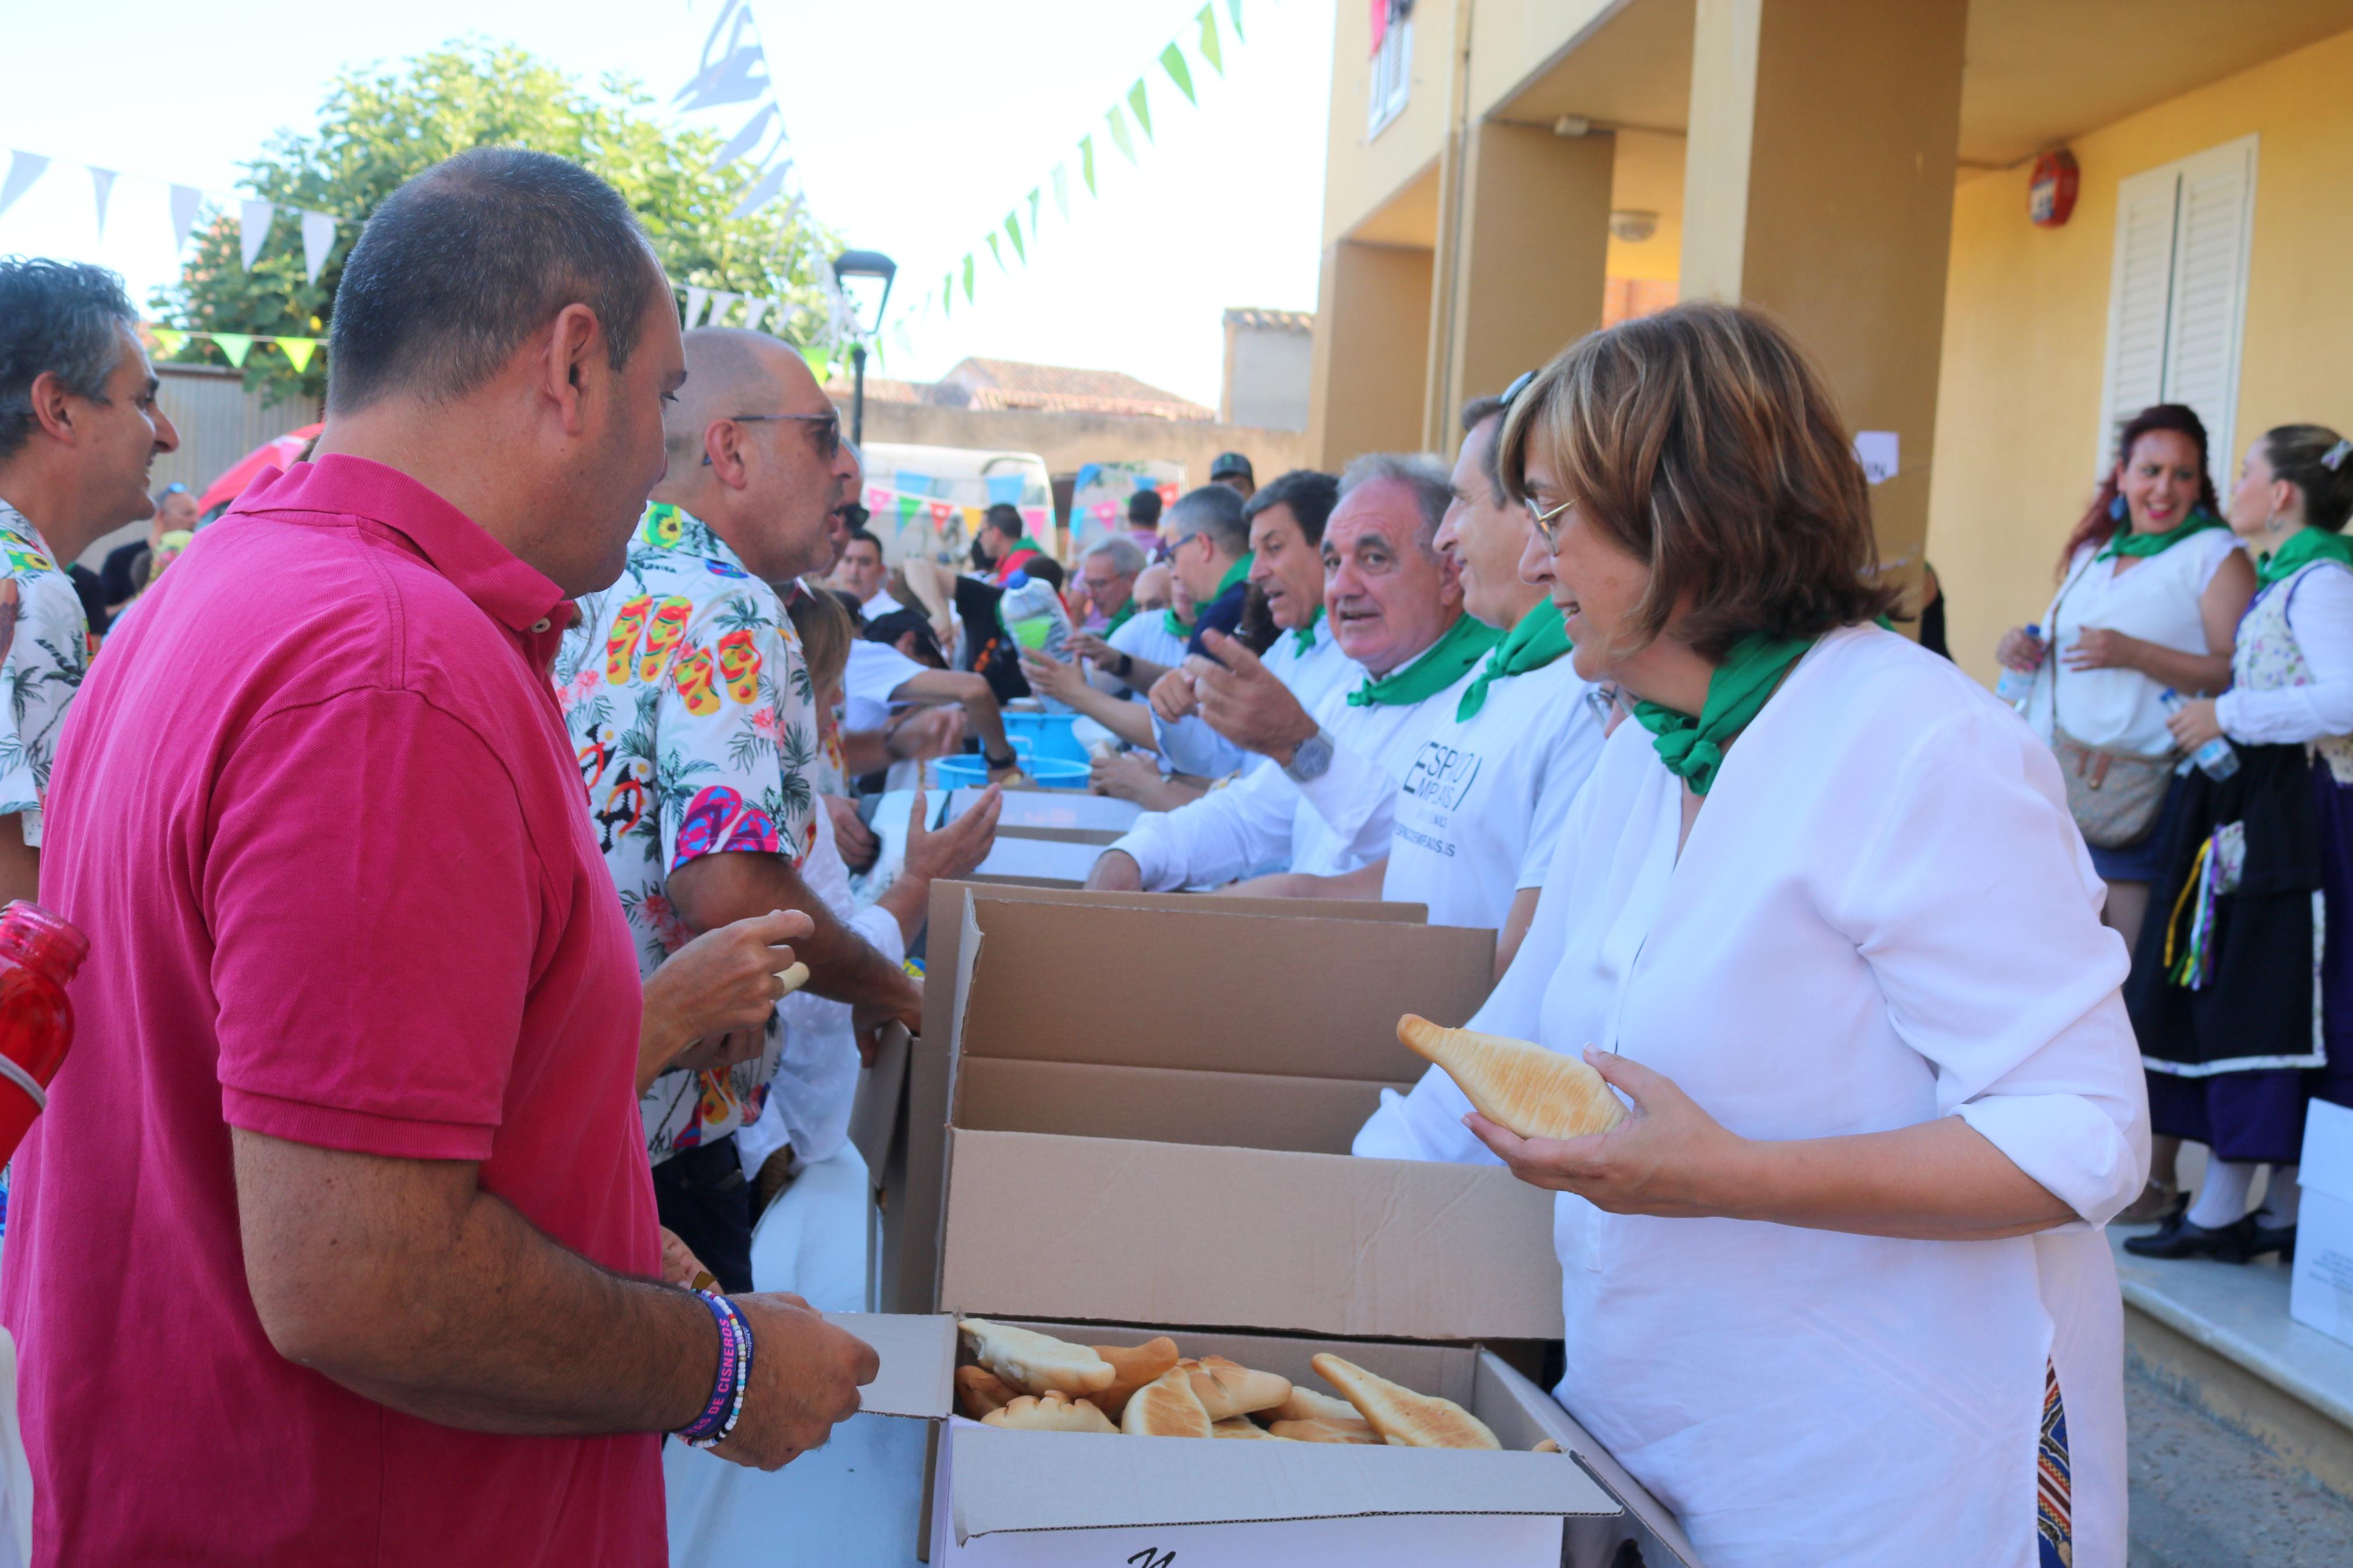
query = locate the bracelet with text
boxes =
[676,1290,754,1449]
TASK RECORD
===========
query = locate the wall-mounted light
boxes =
[1553,115,1594,138]
[1608,209,1659,244]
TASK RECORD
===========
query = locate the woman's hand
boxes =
[1066,630,1119,669]
[1994,625,2047,673]
[2061,626,2145,673]
[2167,696,2224,751]
[1464,1050,1753,1218]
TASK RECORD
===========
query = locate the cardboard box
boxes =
[950,787,1144,836]
[2291,1098,2353,1347]
[880,881,1442,1317]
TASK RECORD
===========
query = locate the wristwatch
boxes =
[1282,727,1336,783]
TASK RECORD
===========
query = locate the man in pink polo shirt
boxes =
[1,150,877,1564]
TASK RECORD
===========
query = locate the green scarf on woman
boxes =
[2255,527,2353,589]
[2095,508,2225,561]
[1630,631,1813,796]
[1347,612,1504,709]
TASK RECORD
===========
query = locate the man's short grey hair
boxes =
[0,259,137,463]
[1338,451,1452,554]
[1083,534,1147,575]
[1165,483,1250,556]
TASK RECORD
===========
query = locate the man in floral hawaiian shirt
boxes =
[559,326,922,1289]
[0,258,181,904]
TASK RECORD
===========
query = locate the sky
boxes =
[0,0,1337,409]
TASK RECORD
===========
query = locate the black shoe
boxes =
[2123,1213,2255,1261]
[2244,1222,2297,1263]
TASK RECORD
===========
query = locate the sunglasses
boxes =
[703,411,842,465]
[837,502,870,529]
[1500,368,1539,407]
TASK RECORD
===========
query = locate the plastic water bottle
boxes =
[2160,688,2240,780]
[999,571,1074,713]
[1994,624,2042,709]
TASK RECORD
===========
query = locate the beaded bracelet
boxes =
[677,1290,754,1449]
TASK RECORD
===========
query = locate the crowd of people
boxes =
[0,143,2345,1568]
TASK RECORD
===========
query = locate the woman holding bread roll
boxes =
[1359,304,2146,1568]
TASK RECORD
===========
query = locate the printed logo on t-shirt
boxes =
[1401,739,1482,811]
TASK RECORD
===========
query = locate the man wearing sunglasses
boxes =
[559,325,922,1292]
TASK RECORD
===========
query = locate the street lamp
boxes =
[831,248,897,447]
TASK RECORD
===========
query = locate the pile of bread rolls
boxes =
[956,1319,1561,1453]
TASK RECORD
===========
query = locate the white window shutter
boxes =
[2162,137,2258,465]
[2098,167,2181,467]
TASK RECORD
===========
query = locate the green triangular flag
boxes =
[985,231,1005,272]
[151,327,187,358]
[896,494,922,527]
[1106,105,1137,165]
[1127,79,1154,142]
[1027,186,1041,239]
[798,344,831,381]
[942,273,954,317]
[1003,213,1025,265]
[1197,5,1223,73]
[1052,164,1070,218]
[961,254,975,303]
[1226,0,1244,42]
[212,332,253,368]
[1160,43,1196,104]
[275,337,316,374]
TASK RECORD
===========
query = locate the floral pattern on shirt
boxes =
[0,502,90,848]
[557,503,819,1161]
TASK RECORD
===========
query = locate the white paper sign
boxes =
[1855,431,1900,485]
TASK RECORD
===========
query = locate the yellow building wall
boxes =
[1929,25,2353,685]
[1321,0,1459,247]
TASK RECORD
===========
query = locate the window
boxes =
[2098,136,2258,471]
[1368,2,1413,139]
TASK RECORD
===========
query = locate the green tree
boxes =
[151,40,836,406]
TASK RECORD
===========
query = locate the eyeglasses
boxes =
[702,411,842,465]
[1582,682,1626,729]
[1525,495,1576,551]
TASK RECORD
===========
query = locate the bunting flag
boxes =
[710,103,778,170]
[0,152,48,220]
[729,159,792,220]
[275,337,317,374]
[1127,80,1155,142]
[1080,135,1098,195]
[740,297,769,333]
[1198,5,1225,73]
[683,285,710,328]
[961,254,975,303]
[238,201,274,269]
[144,323,324,371]
[1052,165,1070,219]
[1026,187,1041,241]
[941,272,953,317]
[1107,103,1138,164]
[1160,43,1197,104]
[169,185,201,253]
[985,232,1004,272]
[299,209,337,284]
[150,328,186,357]
[1227,0,1245,41]
[88,167,116,236]
[709,290,743,325]
[211,333,254,368]
[895,495,922,528]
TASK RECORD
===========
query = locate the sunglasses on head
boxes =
[702,410,841,465]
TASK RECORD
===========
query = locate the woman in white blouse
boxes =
[2125,425,2353,1263]
[1367,304,2148,1568]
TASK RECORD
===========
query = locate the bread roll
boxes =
[1121,1366,1213,1439]
[1310,1353,1501,1450]
[1087,1337,1181,1421]
[1268,1388,1362,1425]
[1395,1014,1625,1142]
[957,1319,1116,1396]
[1269,1416,1380,1445]
[1212,1417,1290,1441]
[1179,1356,1291,1422]
[955,1364,1019,1420]
[982,1392,1118,1435]
[1532,1438,1563,1454]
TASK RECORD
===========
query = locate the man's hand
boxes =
[1018,648,1089,705]
[640,911,812,1094]
[1066,630,1119,670]
[1193,631,1319,763]
[904,782,1000,883]
[668,1026,767,1079]
[885,707,963,763]
[1148,669,1198,725]
[1089,751,1161,803]
[708,1293,879,1471]
[824,795,879,874]
[660,1228,714,1289]
[1085,849,1145,891]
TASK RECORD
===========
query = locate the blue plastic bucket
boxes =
[933,749,1091,791]
[1000,711,1088,766]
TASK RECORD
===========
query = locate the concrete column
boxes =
[1308,239,1435,468]
[1429,122,1614,447]
[1681,0,1968,591]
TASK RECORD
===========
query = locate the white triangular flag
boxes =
[299,211,337,283]
[0,152,50,221]
[682,285,709,328]
[728,160,791,220]
[739,297,769,333]
[710,104,778,172]
[88,168,117,235]
[239,200,275,269]
[169,185,202,253]
[708,291,743,326]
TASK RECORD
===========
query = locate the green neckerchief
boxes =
[2256,527,2353,589]
[1290,604,1325,655]
[1456,601,1572,721]
[1346,612,1504,709]
[1104,598,1138,635]
[2095,508,2226,561]
[1162,553,1253,643]
[1630,631,1813,797]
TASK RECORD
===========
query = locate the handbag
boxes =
[2050,725,2173,847]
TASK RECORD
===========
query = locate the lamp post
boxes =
[831,248,897,447]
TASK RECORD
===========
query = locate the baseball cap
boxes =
[1209,451,1254,482]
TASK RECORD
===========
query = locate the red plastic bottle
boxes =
[0,901,87,1161]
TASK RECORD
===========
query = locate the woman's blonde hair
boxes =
[1496,301,1897,660]
[785,584,856,695]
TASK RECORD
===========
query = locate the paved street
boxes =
[2128,1357,2353,1567]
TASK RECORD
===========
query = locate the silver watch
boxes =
[1282,727,1336,783]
